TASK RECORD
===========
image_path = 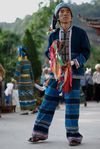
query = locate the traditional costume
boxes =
[14,46,36,111]
[29,2,90,145]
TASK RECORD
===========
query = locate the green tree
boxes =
[0,29,20,82]
[22,29,41,81]
[85,45,100,71]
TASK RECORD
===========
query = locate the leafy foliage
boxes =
[0,29,20,82]
[22,29,41,81]
[86,45,100,71]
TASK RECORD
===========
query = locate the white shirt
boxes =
[4,83,14,96]
[92,71,100,84]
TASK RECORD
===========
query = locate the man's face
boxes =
[58,7,72,24]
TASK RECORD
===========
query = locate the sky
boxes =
[0,0,91,23]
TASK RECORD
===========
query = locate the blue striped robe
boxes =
[14,59,36,110]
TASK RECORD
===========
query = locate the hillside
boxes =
[0,15,32,36]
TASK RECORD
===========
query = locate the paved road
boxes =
[0,102,100,149]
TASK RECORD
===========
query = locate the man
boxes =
[28,2,90,146]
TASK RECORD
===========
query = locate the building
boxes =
[78,14,100,35]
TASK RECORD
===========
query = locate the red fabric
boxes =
[49,40,61,79]
[49,41,56,71]
[49,40,72,93]
[62,66,72,93]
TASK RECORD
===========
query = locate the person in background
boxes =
[11,78,21,112]
[80,75,87,106]
[42,57,50,69]
[80,68,93,106]
[28,2,90,146]
[14,46,37,115]
[84,68,93,101]
[92,64,100,102]
[0,64,5,118]
[40,67,50,86]
[4,81,14,105]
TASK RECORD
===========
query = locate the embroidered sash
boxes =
[49,28,72,93]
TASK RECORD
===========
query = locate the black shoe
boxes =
[20,112,29,115]
[28,135,48,143]
[69,140,81,146]
[84,102,87,107]
[67,132,83,146]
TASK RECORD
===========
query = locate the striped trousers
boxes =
[33,78,80,137]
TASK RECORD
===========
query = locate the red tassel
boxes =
[62,66,72,93]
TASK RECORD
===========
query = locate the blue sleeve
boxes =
[45,33,53,60]
[76,30,90,66]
